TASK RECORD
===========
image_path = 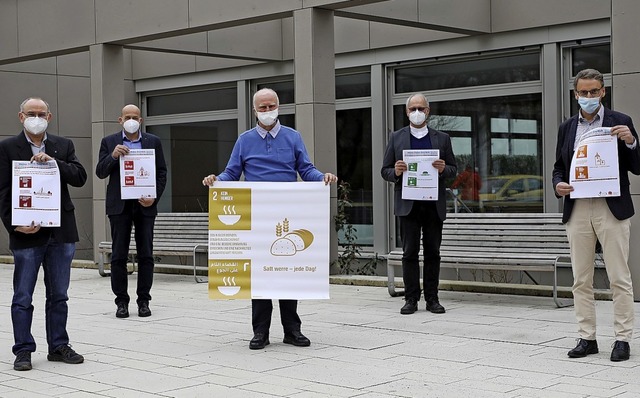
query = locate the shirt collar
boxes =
[24,132,48,149]
[256,120,280,139]
[410,125,429,139]
[579,105,604,124]
[122,130,142,142]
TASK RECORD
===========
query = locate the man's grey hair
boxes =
[253,88,280,109]
[20,97,50,113]
[405,93,429,109]
[573,69,604,90]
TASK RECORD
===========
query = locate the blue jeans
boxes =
[11,240,75,354]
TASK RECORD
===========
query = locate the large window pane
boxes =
[147,120,238,212]
[395,53,540,92]
[392,93,542,214]
[147,88,237,116]
[336,72,371,99]
[257,81,294,104]
[571,44,611,75]
[336,108,372,246]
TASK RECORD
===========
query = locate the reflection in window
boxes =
[395,52,540,93]
[336,108,373,246]
[147,120,238,212]
[571,44,611,75]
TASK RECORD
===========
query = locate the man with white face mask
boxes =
[202,88,338,350]
[381,93,457,315]
[553,68,640,362]
[96,105,167,319]
[0,97,87,370]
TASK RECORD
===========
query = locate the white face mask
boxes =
[408,110,426,126]
[123,119,140,134]
[23,117,48,135]
[256,110,278,126]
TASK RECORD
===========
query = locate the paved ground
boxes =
[0,265,638,398]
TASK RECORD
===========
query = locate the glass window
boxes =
[257,81,294,104]
[392,93,542,215]
[146,119,238,212]
[395,53,540,93]
[336,108,373,246]
[571,44,611,75]
[336,73,371,99]
[147,88,237,116]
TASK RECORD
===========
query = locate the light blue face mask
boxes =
[578,96,601,114]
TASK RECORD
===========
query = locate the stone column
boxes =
[90,44,124,263]
[293,8,338,267]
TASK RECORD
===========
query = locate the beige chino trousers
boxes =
[566,198,634,342]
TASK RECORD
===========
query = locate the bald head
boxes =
[118,104,142,135]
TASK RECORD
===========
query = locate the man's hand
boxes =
[555,182,574,197]
[30,153,52,163]
[432,159,446,174]
[15,221,41,234]
[611,125,636,146]
[202,174,217,186]
[138,197,155,207]
[323,173,338,185]
[111,144,130,159]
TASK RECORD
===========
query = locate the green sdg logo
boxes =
[408,163,418,172]
[407,177,417,186]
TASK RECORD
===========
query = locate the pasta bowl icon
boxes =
[218,276,240,296]
[218,205,241,225]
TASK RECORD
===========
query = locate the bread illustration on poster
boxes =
[270,218,314,256]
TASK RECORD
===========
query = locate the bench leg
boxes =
[98,253,110,277]
[554,259,573,308]
[193,244,208,283]
[387,263,404,297]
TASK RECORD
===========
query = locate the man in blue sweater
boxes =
[202,88,337,350]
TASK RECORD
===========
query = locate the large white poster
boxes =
[569,127,620,199]
[119,149,157,199]
[208,182,330,300]
[401,149,439,200]
[11,160,61,226]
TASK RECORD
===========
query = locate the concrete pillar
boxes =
[293,8,338,266]
[90,44,124,263]
[612,0,640,300]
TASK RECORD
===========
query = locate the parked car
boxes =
[479,174,543,212]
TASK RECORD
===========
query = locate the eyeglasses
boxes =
[22,112,48,118]
[576,88,603,97]
[408,107,428,112]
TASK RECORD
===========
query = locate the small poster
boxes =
[401,149,439,200]
[120,149,157,199]
[569,127,620,198]
[11,160,61,226]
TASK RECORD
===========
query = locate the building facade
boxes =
[1,0,639,295]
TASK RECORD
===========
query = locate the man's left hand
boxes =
[139,197,155,207]
[612,125,636,146]
[323,173,338,185]
[432,159,446,173]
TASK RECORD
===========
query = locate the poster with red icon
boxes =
[119,149,157,199]
[11,160,61,226]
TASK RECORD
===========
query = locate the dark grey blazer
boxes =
[381,126,457,220]
[0,132,87,249]
[552,107,640,223]
[95,131,167,216]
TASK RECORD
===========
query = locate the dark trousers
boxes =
[400,201,443,301]
[109,201,156,306]
[252,299,301,335]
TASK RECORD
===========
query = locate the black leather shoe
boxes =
[250,333,270,350]
[116,303,129,318]
[14,351,32,371]
[47,344,84,364]
[426,299,446,314]
[283,331,311,347]
[400,298,418,314]
[567,338,598,358]
[611,341,630,362]
[138,302,151,317]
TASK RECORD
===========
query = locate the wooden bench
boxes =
[97,212,209,283]
[386,213,605,308]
